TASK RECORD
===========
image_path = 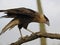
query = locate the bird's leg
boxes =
[19,30,23,39]
[25,29,34,34]
[25,29,38,36]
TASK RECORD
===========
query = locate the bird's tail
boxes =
[0,18,19,35]
[0,10,7,19]
[0,15,8,18]
[0,10,6,12]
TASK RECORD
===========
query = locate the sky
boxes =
[0,0,60,45]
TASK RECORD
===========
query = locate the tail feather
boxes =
[0,10,6,12]
[0,15,8,18]
[0,18,19,35]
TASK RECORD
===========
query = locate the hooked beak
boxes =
[45,21,50,26]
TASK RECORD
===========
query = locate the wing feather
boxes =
[0,7,39,18]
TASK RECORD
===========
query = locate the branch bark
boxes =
[10,32,60,45]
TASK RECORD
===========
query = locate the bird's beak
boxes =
[45,21,50,26]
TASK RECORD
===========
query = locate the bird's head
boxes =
[39,14,50,26]
[33,13,49,26]
[36,15,50,26]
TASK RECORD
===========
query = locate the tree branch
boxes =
[10,32,60,45]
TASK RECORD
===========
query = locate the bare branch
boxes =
[10,32,60,45]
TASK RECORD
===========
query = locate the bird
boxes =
[0,7,49,38]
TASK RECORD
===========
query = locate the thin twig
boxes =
[10,32,60,45]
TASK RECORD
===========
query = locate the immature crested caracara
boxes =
[0,7,49,37]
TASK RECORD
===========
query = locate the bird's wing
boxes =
[0,7,39,18]
[0,15,13,18]
[0,18,20,35]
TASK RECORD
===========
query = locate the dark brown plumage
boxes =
[0,7,49,37]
